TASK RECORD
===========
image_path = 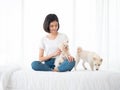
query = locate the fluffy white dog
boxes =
[54,41,70,70]
[74,47,103,71]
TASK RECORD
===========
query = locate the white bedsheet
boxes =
[1,66,120,90]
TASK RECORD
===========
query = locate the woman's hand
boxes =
[67,55,75,62]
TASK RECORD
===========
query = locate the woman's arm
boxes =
[39,48,61,62]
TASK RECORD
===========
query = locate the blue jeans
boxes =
[31,58,75,72]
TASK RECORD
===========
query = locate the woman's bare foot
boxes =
[53,68,59,72]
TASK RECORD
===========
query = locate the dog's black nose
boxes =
[96,69,98,70]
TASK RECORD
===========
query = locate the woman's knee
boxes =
[58,60,75,72]
[68,60,75,70]
[31,61,41,70]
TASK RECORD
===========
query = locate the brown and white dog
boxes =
[74,47,103,71]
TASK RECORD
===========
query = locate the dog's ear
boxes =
[100,59,103,62]
[77,47,82,53]
[67,40,69,43]
[64,40,69,43]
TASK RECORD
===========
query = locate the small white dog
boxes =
[54,41,70,70]
[74,47,103,71]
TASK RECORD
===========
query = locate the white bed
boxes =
[0,66,120,90]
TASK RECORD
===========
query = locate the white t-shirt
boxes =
[39,33,69,58]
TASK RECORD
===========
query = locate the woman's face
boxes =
[49,21,58,33]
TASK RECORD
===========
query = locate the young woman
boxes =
[31,14,75,72]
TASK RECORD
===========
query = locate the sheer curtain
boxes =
[74,0,98,70]
[0,0,23,66]
[0,0,120,72]
[23,0,74,68]
[74,0,120,72]
[0,0,74,68]
[96,0,120,72]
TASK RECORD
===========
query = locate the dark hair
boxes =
[43,14,60,33]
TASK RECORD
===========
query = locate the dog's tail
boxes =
[77,46,83,53]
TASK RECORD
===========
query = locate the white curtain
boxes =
[74,0,120,72]
[74,0,98,70]
[0,0,120,72]
[23,0,74,69]
[0,0,74,68]
[96,0,120,72]
[0,0,23,66]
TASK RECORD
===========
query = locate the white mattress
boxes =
[5,69,120,90]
